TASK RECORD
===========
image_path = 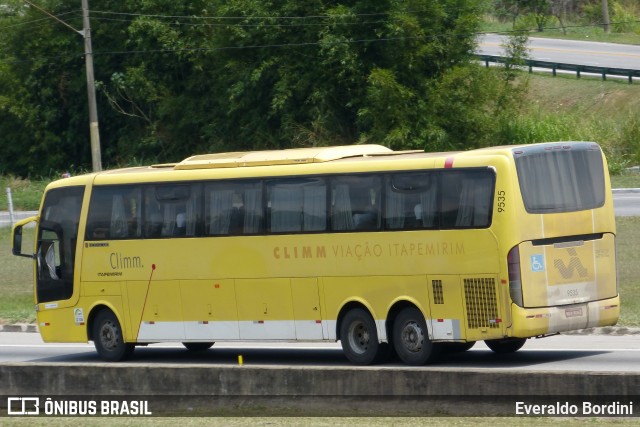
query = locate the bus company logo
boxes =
[110,252,143,270]
[85,242,109,248]
[553,248,588,280]
[7,397,40,415]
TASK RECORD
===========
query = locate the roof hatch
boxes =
[173,144,396,170]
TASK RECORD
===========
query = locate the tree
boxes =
[0,0,530,175]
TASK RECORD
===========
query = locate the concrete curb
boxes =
[0,323,39,333]
[1,363,638,416]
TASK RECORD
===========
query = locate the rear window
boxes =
[514,143,605,214]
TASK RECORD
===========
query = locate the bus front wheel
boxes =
[92,309,135,361]
[393,307,440,365]
[484,337,527,354]
[340,308,385,365]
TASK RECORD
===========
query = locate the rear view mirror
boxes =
[11,216,37,259]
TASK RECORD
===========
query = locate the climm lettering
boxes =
[273,246,327,259]
[110,252,143,269]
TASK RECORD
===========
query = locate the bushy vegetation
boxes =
[489,0,640,35]
[0,1,638,178]
[1,0,496,176]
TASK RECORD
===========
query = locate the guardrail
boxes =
[476,54,640,84]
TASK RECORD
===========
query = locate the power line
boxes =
[89,10,401,21]
[0,10,79,31]
[88,15,398,29]
[22,0,81,33]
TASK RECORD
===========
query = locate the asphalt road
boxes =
[477,34,640,70]
[613,189,640,216]
[2,331,639,372]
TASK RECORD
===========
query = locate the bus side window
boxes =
[86,186,142,240]
[147,184,200,238]
[385,172,436,230]
[205,181,263,236]
[268,178,326,233]
[331,175,381,231]
[439,170,494,229]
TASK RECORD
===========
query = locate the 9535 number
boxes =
[497,190,506,213]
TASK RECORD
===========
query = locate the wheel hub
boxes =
[348,321,370,354]
[401,321,424,353]
[100,321,118,350]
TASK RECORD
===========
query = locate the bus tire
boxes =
[441,341,476,353]
[393,307,440,365]
[484,337,526,354]
[92,309,135,362]
[182,342,214,352]
[340,308,383,365]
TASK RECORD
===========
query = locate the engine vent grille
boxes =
[464,278,500,329]
[432,280,444,305]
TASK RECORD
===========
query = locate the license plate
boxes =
[565,308,583,318]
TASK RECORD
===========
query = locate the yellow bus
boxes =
[12,142,619,365]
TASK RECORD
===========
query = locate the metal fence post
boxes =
[6,187,15,227]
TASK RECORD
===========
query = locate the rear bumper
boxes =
[510,295,620,337]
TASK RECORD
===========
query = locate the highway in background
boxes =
[477,34,640,70]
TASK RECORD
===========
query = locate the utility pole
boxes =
[81,0,102,171]
[602,0,611,34]
[23,0,103,171]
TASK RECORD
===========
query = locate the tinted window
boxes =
[384,169,494,230]
[204,181,263,235]
[86,186,142,240]
[87,184,200,240]
[440,170,494,228]
[267,178,327,233]
[37,186,84,302]
[144,184,200,238]
[514,144,605,213]
[331,175,381,231]
[85,169,495,241]
[385,172,437,230]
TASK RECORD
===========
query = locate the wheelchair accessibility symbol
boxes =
[530,254,545,273]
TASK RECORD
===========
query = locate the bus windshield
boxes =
[514,143,605,214]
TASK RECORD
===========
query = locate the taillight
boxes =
[508,246,523,307]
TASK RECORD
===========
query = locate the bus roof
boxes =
[78,141,599,185]
[169,144,425,170]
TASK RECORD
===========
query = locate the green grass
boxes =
[482,23,640,45]
[0,175,49,211]
[615,217,640,326]
[611,172,640,188]
[0,226,35,324]
[513,73,640,170]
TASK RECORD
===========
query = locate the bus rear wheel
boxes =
[393,307,440,365]
[182,342,214,352]
[485,337,527,354]
[92,309,135,361]
[340,308,386,365]
[441,341,476,353]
